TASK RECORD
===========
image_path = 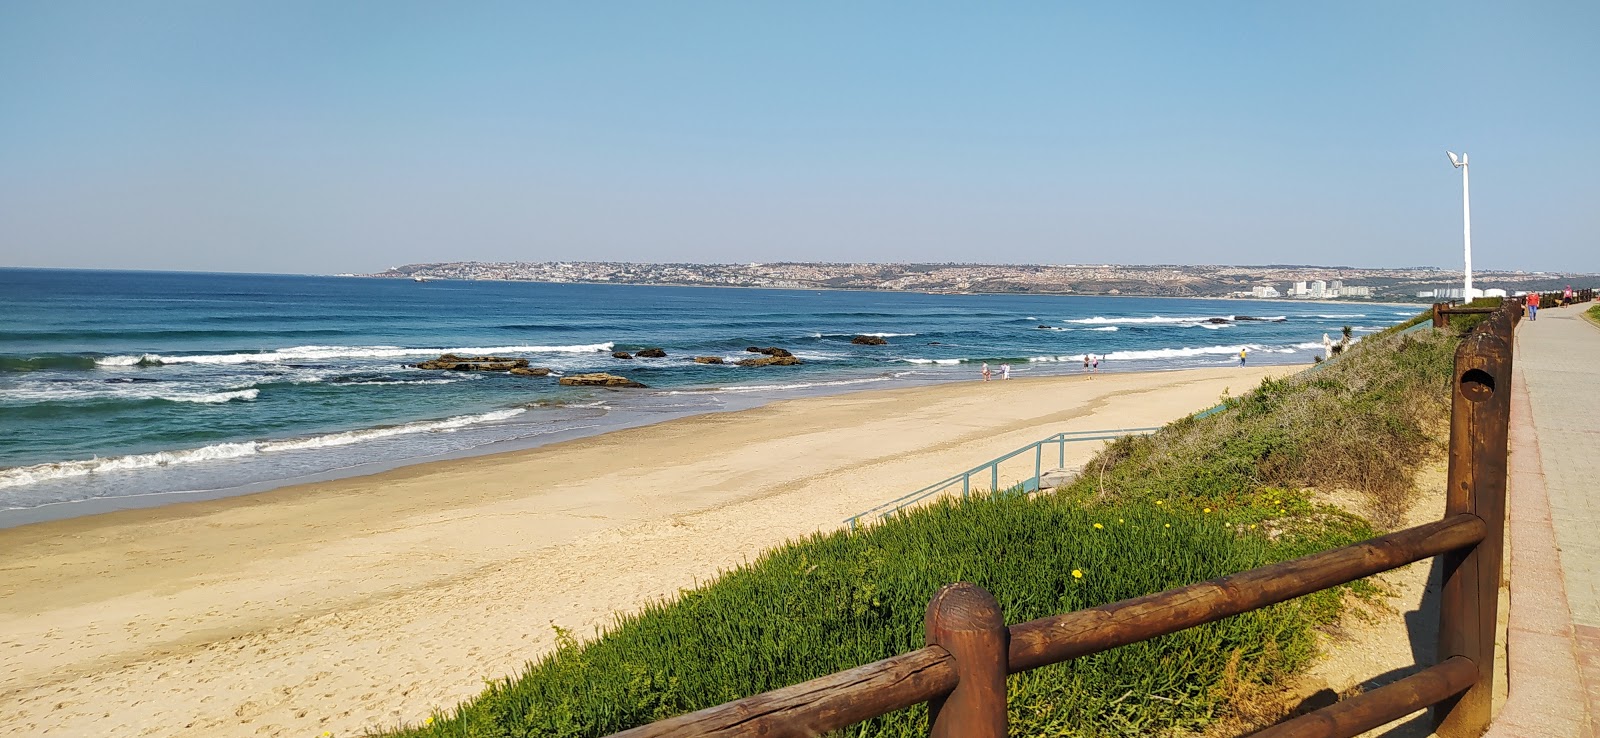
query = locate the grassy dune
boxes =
[385,310,1462,738]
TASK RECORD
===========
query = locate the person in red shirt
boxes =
[1526,292,1540,321]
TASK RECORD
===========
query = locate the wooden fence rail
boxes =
[606,300,1524,738]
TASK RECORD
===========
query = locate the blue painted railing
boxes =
[843,427,1158,529]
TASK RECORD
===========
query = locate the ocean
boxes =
[0,268,1416,524]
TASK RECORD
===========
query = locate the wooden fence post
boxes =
[1433,302,1447,328]
[925,583,1007,738]
[1433,312,1514,738]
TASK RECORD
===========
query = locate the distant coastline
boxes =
[364,261,1599,302]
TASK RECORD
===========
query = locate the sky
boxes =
[0,2,1595,274]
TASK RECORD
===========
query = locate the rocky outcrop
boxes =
[1234,315,1288,323]
[736,355,802,367]
[851,335,887,345]
[694,356,725,364]
[557,373,647,388]
[744,346,793,357]
[635,348,667,358]
[1203,317,1231,324]
[409,354,530,371]
[612,351,634,359]
[509,367,552,377]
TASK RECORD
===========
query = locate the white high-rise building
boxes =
[1310,280,1327,298]
[1293,281,1308,296]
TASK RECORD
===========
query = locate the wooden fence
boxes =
[605,300,1525,738]
[1434,289,1595,328]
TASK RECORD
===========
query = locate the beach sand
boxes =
[0,365,1294,737]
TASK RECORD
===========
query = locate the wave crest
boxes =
[95,343,615,367]
[0,408,526,489]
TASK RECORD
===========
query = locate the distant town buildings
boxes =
[365,261,1594,302]
[1261,279,1371,299]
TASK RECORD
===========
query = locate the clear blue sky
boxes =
[1,2,1594,274]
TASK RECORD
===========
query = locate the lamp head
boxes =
[1447,151,1463,168]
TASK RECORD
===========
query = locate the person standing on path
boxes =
[1239,348,1248,366]
[980,362,991,382]
[1527,292,1540,321]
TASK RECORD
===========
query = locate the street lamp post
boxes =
[1448,151,1472,299]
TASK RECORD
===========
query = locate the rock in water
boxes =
[744,346,793,357]
[509,367,552,376]
[694,356,725,364]
[1203,317,1231,324]
[635,348,667,358]
[736,355,802,367]
[851,335,887,345]
[612,351,634,359]
[410,354,530,371]
[558,373,647,388]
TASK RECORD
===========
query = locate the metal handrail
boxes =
[844,427,1159,529]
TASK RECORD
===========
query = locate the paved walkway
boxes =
[1493,302,1600,737]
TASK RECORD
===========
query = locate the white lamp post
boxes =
[1447,151,1472,300]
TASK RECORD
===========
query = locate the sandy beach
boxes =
[1,365,1295,737]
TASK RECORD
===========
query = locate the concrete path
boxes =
[1492,302,1600,737]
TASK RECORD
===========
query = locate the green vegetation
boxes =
[1586,304,1600,327]
[386,308,1458,738]
[390,497,1364,738]
[1064,325,1459,528]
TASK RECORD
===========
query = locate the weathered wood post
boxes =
[1433,302,1447,328]
[925,583,1007,738]
[1434,308,1514,738]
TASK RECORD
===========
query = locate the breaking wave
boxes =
[0,384,260,405]
[95,343,615,367]
[1102,344,1299,361]
[0,408,526,489]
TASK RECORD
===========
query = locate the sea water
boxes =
[0,268,1415,523]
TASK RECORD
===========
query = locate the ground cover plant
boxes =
[1586,304,1600,327]
[1063,322,1459,529]
[388,495,1366,738]
[386,307,1461,738]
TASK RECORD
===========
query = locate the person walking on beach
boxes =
[1526,292,1539,321]
[1001,363,1012,380]
[1239,348,1248,366]
[980,362,991,382]
[1083,354,1090,372]
[1091,355,1099,373]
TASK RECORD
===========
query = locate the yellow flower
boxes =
[1203,507,1212,513]
[1164,523,1171,528]
[1274,499,1282,505]
[1093,523,1103,529]
[1155,500,1164,505]
[425,717,434,726]
[1071,569,1083,578]
[1249,524,1257,530]
[1279,509,1287,514]
[1117,518,1124,523]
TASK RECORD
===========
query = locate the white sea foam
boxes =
[1102,344,1298,361]
[0,384,260,405]
[1194,323,1233,330]
[811,332,917,338]
[1088,326,1119,332]
[1314,314,1366,319]
[96,343,615,367]
[901,358,963,365]
[1066,315,1222,325]
[0,408,526,489]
